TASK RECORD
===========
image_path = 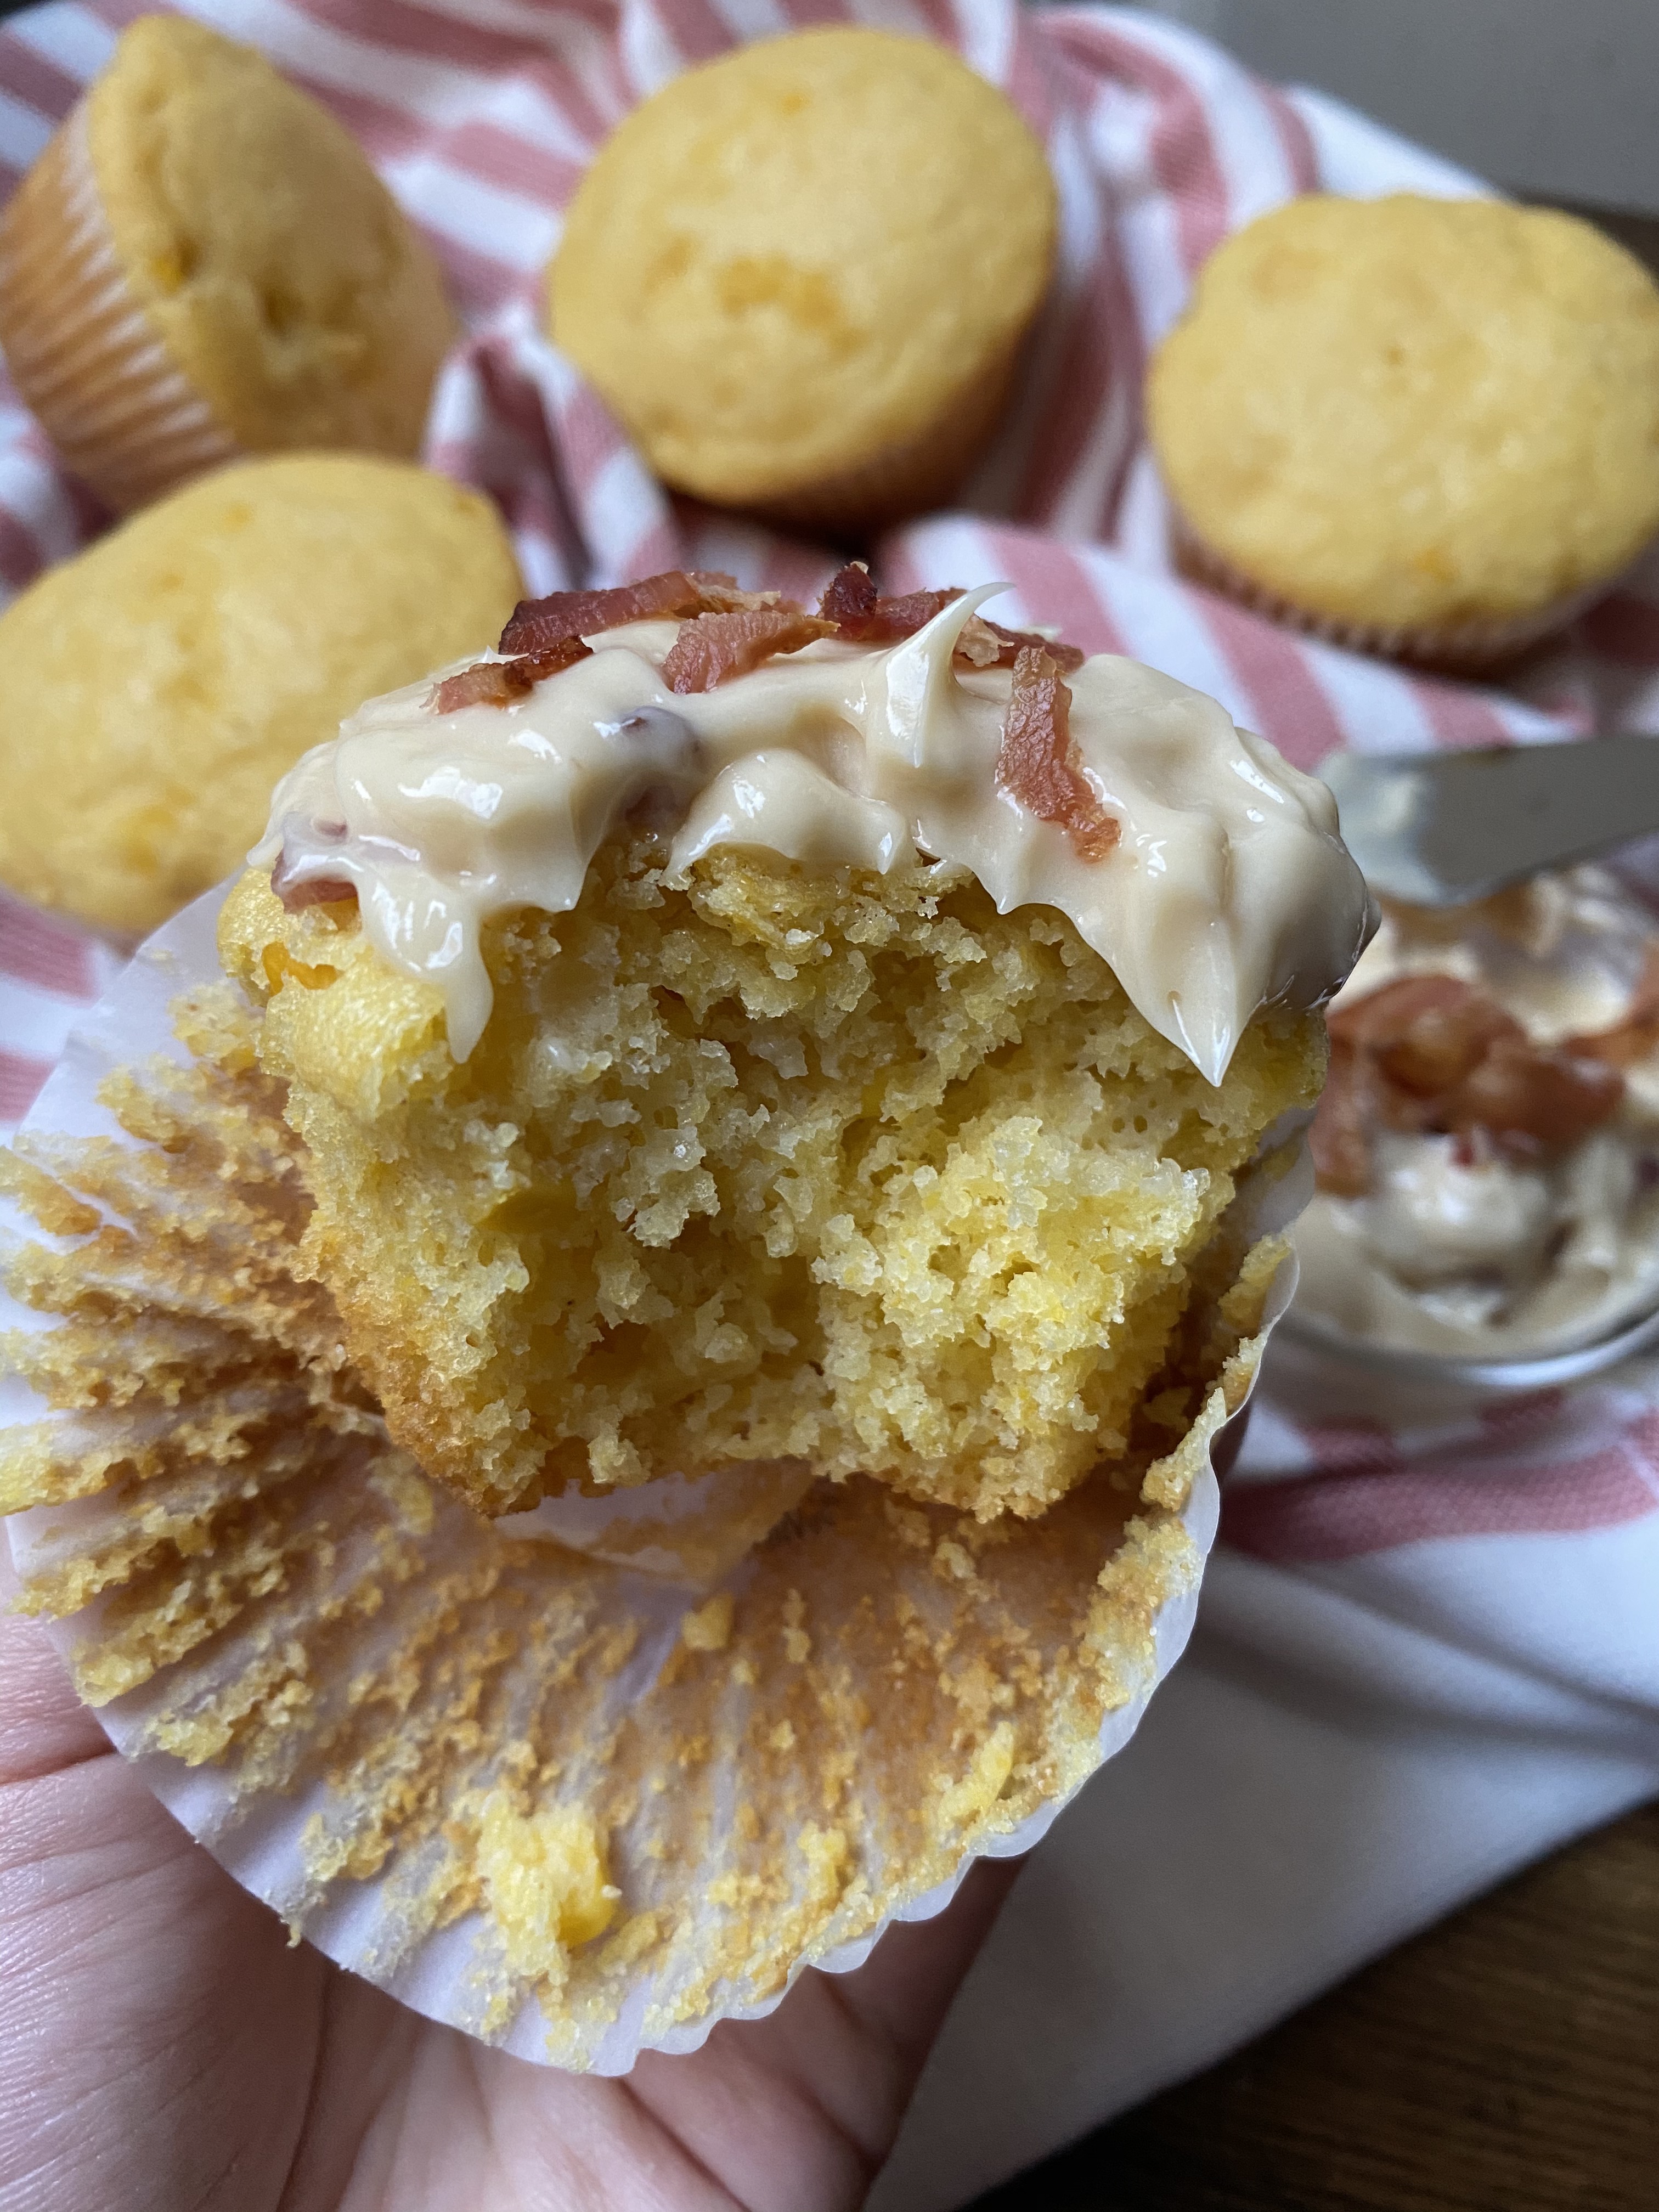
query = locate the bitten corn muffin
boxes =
[549,29,1057,533]
[224,570,1367,1523]
[1148,194,1659,663]
[221,843,1326,1522]
[0,455,520,934]
[0,14,455,512]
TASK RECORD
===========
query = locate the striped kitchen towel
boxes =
[0,5,1655,2206]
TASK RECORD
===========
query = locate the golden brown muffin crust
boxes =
[1149,194,1659,633]
[0,455,521,934]
[550,28,1056,518]
[85,14,454,456]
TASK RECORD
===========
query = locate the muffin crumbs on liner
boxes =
[0,981,1279,2062]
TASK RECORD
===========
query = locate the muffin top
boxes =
[1147,194,1659,631]
[0,454,520,934]
[548,28,1056,509]
[83,14,454,456]
[256,566,1372,1085]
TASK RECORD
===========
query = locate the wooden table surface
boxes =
[968,1797,1658,2211]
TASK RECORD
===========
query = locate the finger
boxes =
[624,1852,1024,2212]
[825,1853,1022,2080]
[0,1541,112,1785]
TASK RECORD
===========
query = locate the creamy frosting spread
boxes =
[1296,869,1659,1358]
[252,587,1371,1081]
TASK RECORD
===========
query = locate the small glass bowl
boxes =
[1277,1292,1659,1394]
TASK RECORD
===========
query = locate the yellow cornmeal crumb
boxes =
[475,1790,618,1976]
[937,1722,1016,1829]
[219,834,1324,1521]
[797,1822,851,1911]
[681,1593,734,1652]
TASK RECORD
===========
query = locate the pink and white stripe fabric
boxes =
[0,4,1655,2202]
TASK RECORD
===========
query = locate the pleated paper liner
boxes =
[0,100,242,513]
[0,887,1304,2072]
[1169,510,1612,675]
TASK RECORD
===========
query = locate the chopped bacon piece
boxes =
[815,562,1087,670]
[271,859,357,913]
[995,646,1120,863]
[432,659,521,712]
[1441,1040,1624,1158]
[956,613,1086,674]
[499,572,708,654]
[1314,970,1628,1193]
[431,637,592,714]
[662,608,837,694]
[498,571,789,656]
[684,571,786,615]
[816,562,875,624]
[816,563,960,640]
[1328,975,1525,1097]
[1309,1040,1374,1197]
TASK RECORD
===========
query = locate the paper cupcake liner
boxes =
[0,887,1305,2072]
[1169,510,1611,674]
[741,340,1024,540]
[0,100,242,513]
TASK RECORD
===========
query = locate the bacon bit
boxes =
[662,608,837,694]
[956,613,1086,674]
[684,571,787,615]
[1314,972,1627,1193]
[498,571,791,657]
[1308,1040,1374,1198]
[1441,1040,1624,1158]
[1329,976,1525,1099]
[815,562,875,624]
[431,660,521,712]
[270,859,357,914]
[815,562,1087,671]
[995,646,1120,863]
[430,635,592,714]
[817,562,962,640]
[499,572,706,654]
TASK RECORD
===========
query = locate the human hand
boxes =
[0,1574,1014,2212]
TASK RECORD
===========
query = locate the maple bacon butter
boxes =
[221,566,1372,1525]
[1302,869,1659,1358]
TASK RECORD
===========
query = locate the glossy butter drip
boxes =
[252,590,1373,1080]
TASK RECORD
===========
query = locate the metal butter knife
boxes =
[1319,736,1659,907]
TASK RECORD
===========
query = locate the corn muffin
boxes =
[549,30,1057,534]
[220,568,1371,1521]
[0,454,520,934]
[0,969,1285,2057]
[1148,194,1659,666]
[0,14,454,513]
